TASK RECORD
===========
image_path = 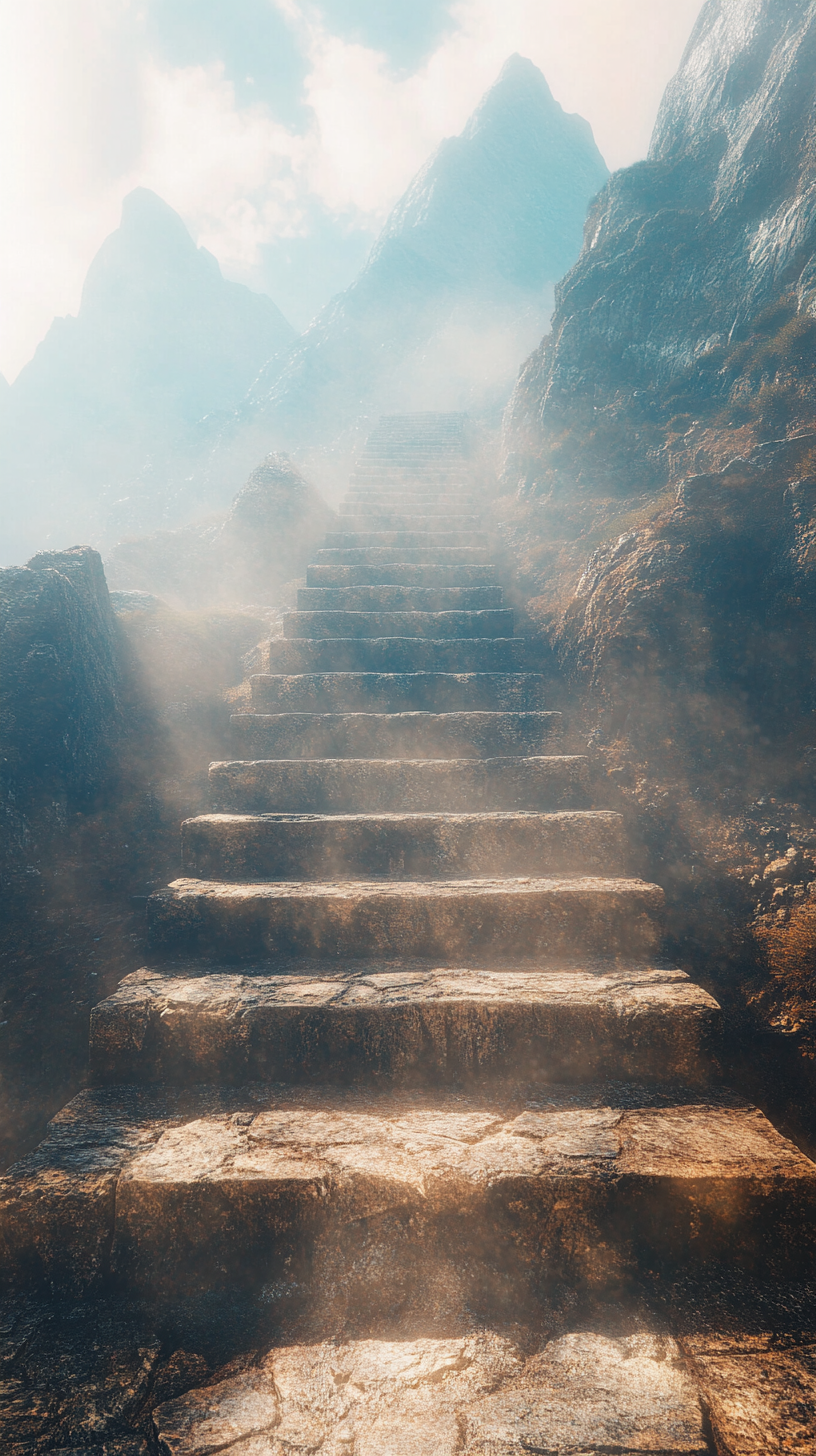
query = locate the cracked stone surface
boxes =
[153,1330,708,1456]
[89,960,722,1086]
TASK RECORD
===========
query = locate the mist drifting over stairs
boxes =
[3,415,815,1453]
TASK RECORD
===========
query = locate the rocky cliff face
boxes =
[0,547,122,860]
[493,0,816,1062]
[248,56,608,445]
[505,0,816,475]
[1,190,295,564]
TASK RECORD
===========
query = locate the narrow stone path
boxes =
[2,413,815,1454]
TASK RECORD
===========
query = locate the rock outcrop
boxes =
[246,56,608,444]
[105,453,335,610]
[1,190,296,563]
[0,546,122,863]
[494,0,816,1092]
[505,0,816,471]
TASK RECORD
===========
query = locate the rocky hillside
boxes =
[496,0,816,1081]
[505,0,816,484]
[246,55,608,445]
[1,190,295,564]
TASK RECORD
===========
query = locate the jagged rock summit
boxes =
[372,55,607,297]
[248,56,609,442]
[505,0,816,452]
[1,189,296,564]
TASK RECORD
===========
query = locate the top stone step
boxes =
[334,515,482,533]
[340,497,471,514]
[316,547,490,565]
[323,532,488,549]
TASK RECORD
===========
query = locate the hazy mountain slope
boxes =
[248,55,609,444]
[1,190,295,564]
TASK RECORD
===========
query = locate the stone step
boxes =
[338,503,469,521]
[350,466,468,476]
[343,484,470,496]
[180,810,627,882]
[297,585,503,612]
[250,672,546,713]
[284,610,514,639]
[229,710,561,760]
[4,1083,813,1297]
[147,875,663,962]
[266,638,530,674]
[335,515,482,534]
[348,473,470,487]
[90,962,722,1088]
[305,564,497,587]
[151,1328,714,1456]
[209,756,591,814]
[316,546,490,565]
[344,487,471,502]
[323,531,487,549]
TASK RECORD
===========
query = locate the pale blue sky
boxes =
[0,0,704,379]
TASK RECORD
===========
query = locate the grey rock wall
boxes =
[0,548,121,849]
[505,0,816,453]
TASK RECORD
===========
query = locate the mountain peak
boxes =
[250,57,609,442]
[118,188,196,248]
[462,55,559,140]
[497,52,555,92]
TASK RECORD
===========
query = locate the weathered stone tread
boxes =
[250,672,546,713]
[680,1332,816,1456]
[266,638,534,673]
[283,609,514,639]
[153,1329,710,1456]
[3,1084,814,1295]
[89,960,721,1087]
[230,710,561,761]
[209,756,591,814]
[180,810,627,881]
[147,875,665,961]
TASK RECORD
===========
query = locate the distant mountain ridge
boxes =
[1,190,295,564]
[247,55,609,443]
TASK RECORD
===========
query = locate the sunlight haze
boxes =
[0,0,703,380]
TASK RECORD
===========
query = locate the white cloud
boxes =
[0,0,704,380]
[136,60,309,266]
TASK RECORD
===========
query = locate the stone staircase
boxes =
[2,414,816,1454]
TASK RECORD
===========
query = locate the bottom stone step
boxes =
[89,960,722,1087]
[3,1084,814,1301]
[154,1328,711,1456]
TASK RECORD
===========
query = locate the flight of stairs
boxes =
[2,414,815,1452]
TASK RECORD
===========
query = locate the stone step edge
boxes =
[88,961,723,1087]
[4,1083,814,1292]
